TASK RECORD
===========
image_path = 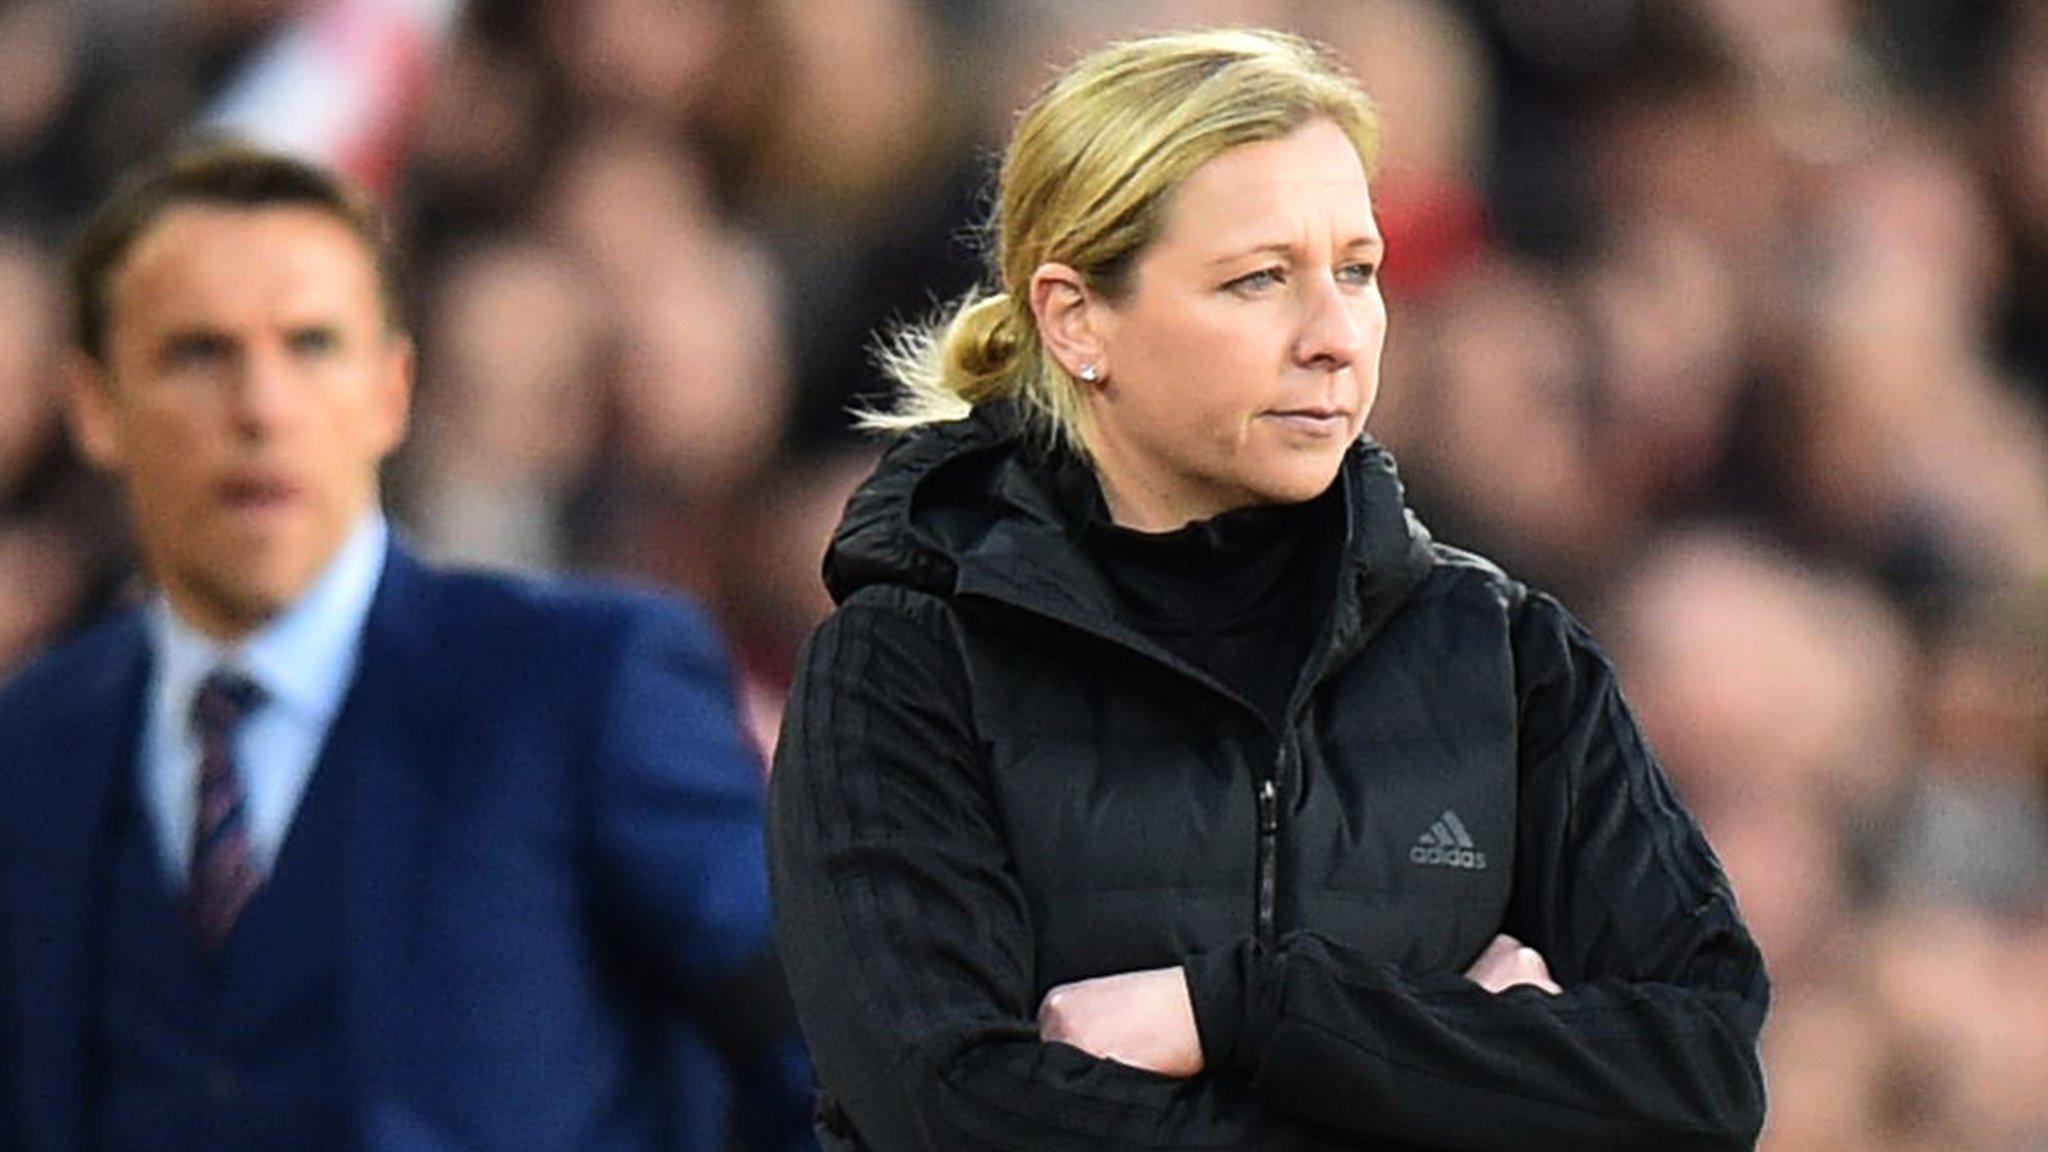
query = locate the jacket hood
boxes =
[824,400,1437,664]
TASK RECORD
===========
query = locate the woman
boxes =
[770,28,1767,1152]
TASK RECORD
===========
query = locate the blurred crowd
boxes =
[1,0,2045,1149]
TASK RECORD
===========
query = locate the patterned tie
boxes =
[188,668,266,954]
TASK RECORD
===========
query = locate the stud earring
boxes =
[1078,363,1101,383]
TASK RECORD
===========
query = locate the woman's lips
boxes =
[1266,408,1352,436]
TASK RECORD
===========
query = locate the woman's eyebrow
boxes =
[1205,233,1385,267]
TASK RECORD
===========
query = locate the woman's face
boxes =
[1077,117,1385,530]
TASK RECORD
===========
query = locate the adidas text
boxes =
[1411,810,1487,870]
[1410,844,1488,870]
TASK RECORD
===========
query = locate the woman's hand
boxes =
[1464,933,1563,994]
[1034,936,1559,1081]
[1037,966,1205,1077]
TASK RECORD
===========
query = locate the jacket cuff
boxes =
[1185,939,1283,1080]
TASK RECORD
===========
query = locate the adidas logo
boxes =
[1410,809,1487,870]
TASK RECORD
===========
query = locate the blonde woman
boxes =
[770,28,1767,1152]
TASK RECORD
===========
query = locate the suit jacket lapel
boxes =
[336,545,448,1118]
[6,613,150,1152]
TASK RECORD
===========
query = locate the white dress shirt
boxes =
[141,514,390,884]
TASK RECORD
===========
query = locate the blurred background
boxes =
[1,0,2044,1148]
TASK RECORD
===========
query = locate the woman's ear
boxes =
[1028,261,1110,383]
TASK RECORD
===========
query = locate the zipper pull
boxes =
[1255,773,1280,943]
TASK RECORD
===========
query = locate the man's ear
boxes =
[1028,262,1112,383]
[63,351,125,472]
[371,332,414,457]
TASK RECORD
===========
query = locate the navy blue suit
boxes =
[0,545,813,1152]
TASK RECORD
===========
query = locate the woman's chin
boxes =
[1245,454,1347,507]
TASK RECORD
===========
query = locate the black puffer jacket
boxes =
[770,402,1768,1152]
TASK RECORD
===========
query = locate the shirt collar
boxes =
[148,513,391,725]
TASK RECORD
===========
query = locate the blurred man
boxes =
[0,145,813,1152]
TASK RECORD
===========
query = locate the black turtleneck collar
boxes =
[1045,452,1341,725]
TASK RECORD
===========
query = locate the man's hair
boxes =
[66,141,404,361]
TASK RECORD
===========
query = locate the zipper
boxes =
[1255,743,1285,945]
[956,582,1313,947]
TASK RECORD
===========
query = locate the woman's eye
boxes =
[1338,261,1379,285]
[1226,268,1283,294]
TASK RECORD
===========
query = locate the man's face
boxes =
[69,204,411,639]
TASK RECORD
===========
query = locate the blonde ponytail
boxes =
[862,290,1082,447]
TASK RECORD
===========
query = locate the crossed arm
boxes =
[1038,932,1562,1079]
